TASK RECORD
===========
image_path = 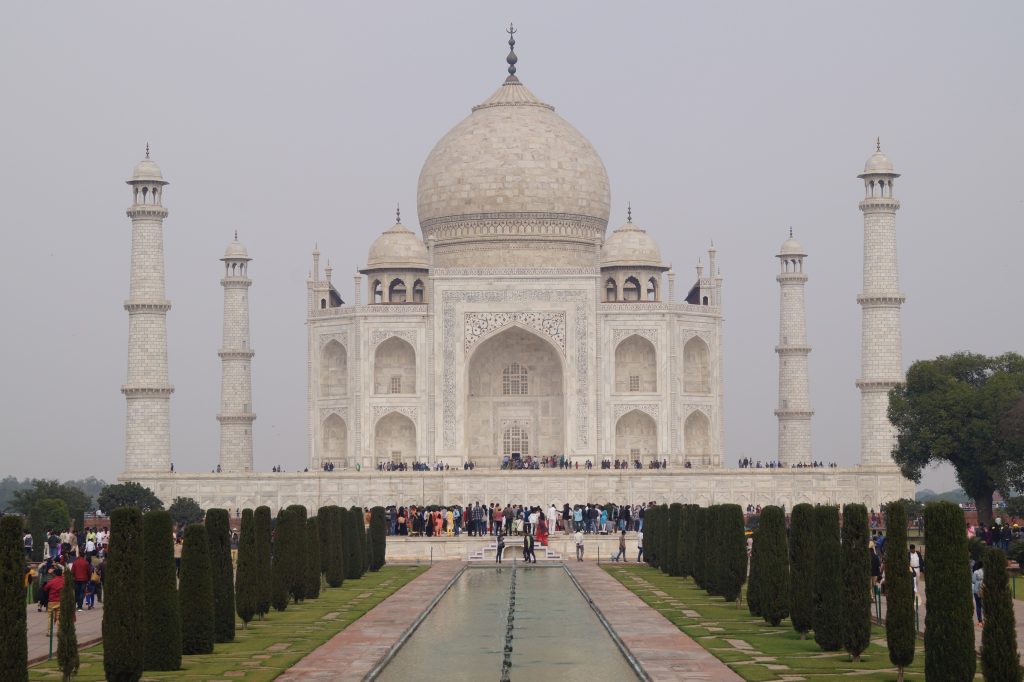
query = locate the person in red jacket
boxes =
[71,555,91,610]
[43,567,65,636]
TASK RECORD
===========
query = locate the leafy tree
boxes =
[980,548,1022,680]
[57,566,79,681]
[142,510,181,670]
[304,517,321,600]
[235,509,257,627]
[103,507,144,682]
[841,503,871,661]
[29,498,69,561]
[254,506,272,617]
[1005,495,1024,521]
[666,503,683,577]
[325,507,345,587]
[883,498,925,528]
[271,509,295,611]
[923,501,975,681]
[369,507,387,571]
[167,497,204,527]
[11,480,92,533]
[789,503,815,639]
[97,482,163,515]
[286,506,309,601]
[889,352,1024,526]
[179,524,214,654]
[884,502,915,681]
[718,504,747,604]
[755,506,790,626]
[205,509,235,642]
[0,515,28,679]
[813,505,843,651]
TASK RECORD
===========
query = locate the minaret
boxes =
[775,229,813,467]
[122,146,173,472]
[218,233,256,472]
[856,141,904,467]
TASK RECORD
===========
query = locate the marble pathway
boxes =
[567,562,743,681]
[276,561,463,681]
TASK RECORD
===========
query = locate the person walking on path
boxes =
[495,531,505,564]
[70,554,90,610]
[611,530,627,562]
[972,560,984,626]
[574,529,584,561]
[23,530,33,559]
[43,566,66,636]
[636,529,644,563]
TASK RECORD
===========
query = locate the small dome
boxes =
[778,235,806,257]
[130,157,166,183]
[601,220,663,268]
[366,222,429,270]
[859,149,899,177]
[222,236,250,260]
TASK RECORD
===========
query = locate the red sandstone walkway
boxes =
[567,562,742,681]
[277,561,464,681]
[26,600,104,664]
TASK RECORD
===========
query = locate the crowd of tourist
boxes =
[24,527,109,635]
[737,458,838,469]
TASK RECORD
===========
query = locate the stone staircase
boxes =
[467,537,563,562]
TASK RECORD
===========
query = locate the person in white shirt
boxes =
[574,530,584,561]
[909,544,922,603]
[548,505,558,533]
[636,530,644,562]
[528,509,539,537]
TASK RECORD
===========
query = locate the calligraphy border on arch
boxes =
[371,405,418,425]
[464,311,566,355]
[442,289,589,449]
[370,329,417,347]
[612,403,660,422]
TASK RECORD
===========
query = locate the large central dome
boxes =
[416,63,611,268]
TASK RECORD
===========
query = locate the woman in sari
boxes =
[536,513,549,546]
[445,508,454,536]
[433,510,443,537]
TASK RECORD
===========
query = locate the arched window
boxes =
[683,336,711,393]
[389,279,407,303]
[412,280,425,303]
[622,277,641,301]
[372,280,383,304]
[605,278,617,302]
[320,340,348,396]
[320,298,327,309]
[374,336,416,394]
[647,277,658,301]
[502,363,528,395]
[614,335,656,392]
[503,422,529,456]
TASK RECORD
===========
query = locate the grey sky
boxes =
[2,3,1021,493]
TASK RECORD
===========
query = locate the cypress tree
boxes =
[235,509,257,628]
[347,507,365,579]
[666,503,683,577]
[692,506,708,589]
[841,503,871,661]
[142,510,181,670]
[325,507,345,588]
[647,505,661,570]
[884,501,915,681]
[678,505,692,577]
[813,505,844,651]
[270,509,293,611]
[0,515,28,679]
[286,505,308,601]
[103,506,144,682]
[980,548,1022,681]
[369,506,387,571]
[305,517,321,599]
[747,525,763,617]
[205,509,235,643]
[363,527,371,574]
[758,505,790,626]
[351,507,367,578]
[254,506,272,618]
[719,504,747,604]
[704,505,720,594]
[923,501,975,682]
[179,524,214,655]
[317,506,330,576]
[341,507,360,580]
[789,503,816,639]
[57,566,79,682]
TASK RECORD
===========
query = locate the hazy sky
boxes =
[2,3,1021,493]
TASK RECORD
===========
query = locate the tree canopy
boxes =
[97,482,164,514]
[889,351,1024,525]
[11,480,92,527]
[168,497,204,527]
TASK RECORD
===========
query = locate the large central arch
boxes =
[465,325,565,466]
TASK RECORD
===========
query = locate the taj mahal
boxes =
[119,32,914,512]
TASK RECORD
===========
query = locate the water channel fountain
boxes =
[373,563,641,681]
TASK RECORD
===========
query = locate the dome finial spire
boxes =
[234,229,238,240]
[505,23,519,81]
[789,226,793,238]
[876,136,881,152]
[396,203,401,224]
[627,202,632,223]
[145,142,150,159]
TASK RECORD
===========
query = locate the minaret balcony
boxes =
[773,408,814,418]
[218,349,255,360]
[217,413,256,423]
[855,378,902,391]
[123,300,171,313]
[125,205,169,219]
[856,293,906,306]
[121,385,174,397]
[858,198,900,212]
[775,344,811,355]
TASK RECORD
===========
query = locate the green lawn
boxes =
[30,566,424,681]
[604,565,930,682]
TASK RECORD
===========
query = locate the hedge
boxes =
[103,507,144,681]
[304,517,321,600]
[369,507,387,571]
[235,509,257,627]
[813,505,843,651]
[980,548,1022,680]
[666,503,683,577]
[271,509,294,611]
[757,505,790,626]
[718,504,747,603]
[286,505,309,602]
[254,506,272,618]
[923,501,975,681]
[179,524,214,655]
[841,503,871,661]
[142,510,181,670]
[0,515,28,679]
[789,503,815,639]
[205,509,235,643]
[325,506,345,588]
[57,565,79,681]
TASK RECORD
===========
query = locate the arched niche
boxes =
[615,409,657,458]
[466,326,564,464]
[374,336,416,394]
[388,278,407,303]
[374,412,416,464]
[684,410,711,464]
[622,276,641,301]
[683,336,711,393]
[320,340,347,396]
[614,334,656,392]
[322,413,347,463]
